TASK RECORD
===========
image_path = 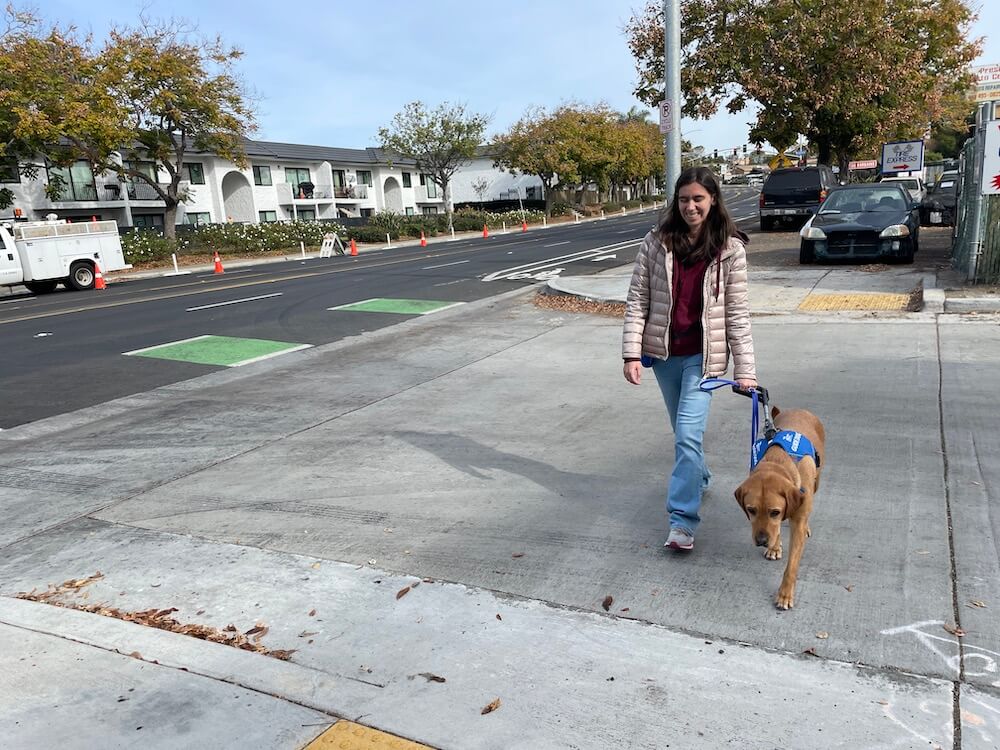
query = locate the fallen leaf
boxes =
[878,700,889,706]
[511,553,524,559]
[396,585,411,600]
[223,624,237,632]
[496,614,502,621]
[969,600,987,608]
[816,631,829,639]
[196,609,205,615]
[422,578,434,584]
[310,562,321,570]
[269,649,296,661]
[802,647,818,656]
[620,607,630,613]
[129,651,142,659]
[481,698,501,715]
[308,609,316,617]
[602,595,613,611]
[367,559,377,565]
[943,623,966,637]
[299,631,318,638]
[844,585,854,592]
[418,672,446,683]
[245,624,268,639]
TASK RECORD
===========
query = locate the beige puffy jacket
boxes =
[622,230,756,380]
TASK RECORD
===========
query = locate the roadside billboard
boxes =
[881,140,924,175]
[973,64,1000,104]
[983,120,1000,196]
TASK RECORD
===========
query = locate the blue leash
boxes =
[699,377,776,468]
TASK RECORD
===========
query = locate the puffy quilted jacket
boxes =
[622,230,756,380]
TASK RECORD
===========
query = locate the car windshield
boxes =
[889,179,918,190]
[820,188,908,213]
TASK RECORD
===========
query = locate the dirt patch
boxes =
[16,572,295,661]
[533,292,625,318]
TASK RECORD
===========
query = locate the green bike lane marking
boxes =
[328,298,465,315]
[124,335,312,367]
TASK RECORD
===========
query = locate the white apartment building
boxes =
[0,139,450,228]
[448,147,544,205]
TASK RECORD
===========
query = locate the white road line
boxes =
[433,279,467,287]
[734,214,757,221]
[186,293,283,312]
[422,259,470,270]
[230,344,313,367]
[419,302,465,315]
[0,296,33,304]
[543,241,571,247]
[123,335,213,356]
[483,238,641,282]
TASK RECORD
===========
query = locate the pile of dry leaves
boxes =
[533,292,625,318]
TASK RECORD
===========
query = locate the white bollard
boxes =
[639,202,643,211]
[300,240,306,259]
[574,213,579,224]
[601,210,605,220]
[172,253,180,274]
[543,216,547,227]
[386,233,392,248]
[622,207,626,216]
[502,221,507,234]
[451,226,456,240]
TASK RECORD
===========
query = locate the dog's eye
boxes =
[746,508,756,515]
[769,509,781,518]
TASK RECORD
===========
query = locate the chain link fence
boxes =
[952,104,1000,283]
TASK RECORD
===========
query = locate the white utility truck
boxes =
[0,219,130,293]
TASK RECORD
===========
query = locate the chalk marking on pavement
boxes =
[422,259,470,270]
[186,293,283,312]
[543,241,571,247]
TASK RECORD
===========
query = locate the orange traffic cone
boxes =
[420,231,427,248]
[213,251,225,274]
[350,239,358,256]
[94,261,106,290]
[482,223,489,238]
[521,220,528,232]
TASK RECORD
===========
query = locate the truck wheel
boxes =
[24,280,58,294]
[67,261,95,291]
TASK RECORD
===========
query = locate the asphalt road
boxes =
[0,189,761,429]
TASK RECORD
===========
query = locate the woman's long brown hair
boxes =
[657,166,740,263]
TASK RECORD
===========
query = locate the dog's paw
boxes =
[775,589,795,610]
[764,545,782,561]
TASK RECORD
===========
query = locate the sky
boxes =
[46,0,1000,154]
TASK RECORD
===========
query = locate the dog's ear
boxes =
[734,485,750,520]
[783,482,805,519]
[771,405,781,419]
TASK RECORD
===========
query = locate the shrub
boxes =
[344,225,391,244]
[121,230,182,264]
[549,202,572,217]
[369,210,405,236]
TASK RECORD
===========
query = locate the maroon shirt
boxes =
[670,253,710,356]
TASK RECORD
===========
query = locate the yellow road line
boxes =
[798,292,913,311]
[304,720,434,749]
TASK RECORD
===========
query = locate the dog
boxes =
[734,406,825,610]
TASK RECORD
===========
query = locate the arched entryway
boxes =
[383,176,403,213]
[221,171,255,222]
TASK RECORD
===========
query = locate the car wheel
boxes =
[67,261,95,291]
[24,280,59,294]
[760,216,774,232]
[799,241,815,264]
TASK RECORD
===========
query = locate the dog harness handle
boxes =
[699,377,774,469]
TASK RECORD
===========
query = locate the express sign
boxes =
[881,140,925,175]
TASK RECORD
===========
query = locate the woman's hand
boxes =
[624,361,643,385]
[736,378,757,391]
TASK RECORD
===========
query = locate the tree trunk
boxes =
[816,138,832,167]
[541,176,552,217]
[163,198,179,239]
[441,177,453,231]
[837,152,851,184]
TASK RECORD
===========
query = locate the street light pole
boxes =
[663,0,682,201]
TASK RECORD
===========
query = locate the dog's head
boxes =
[734,470,803,548]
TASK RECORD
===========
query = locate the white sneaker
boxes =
[665,527,694,551]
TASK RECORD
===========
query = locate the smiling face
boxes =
[677,182,716,236]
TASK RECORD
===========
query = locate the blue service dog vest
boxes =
[751,430,817,470]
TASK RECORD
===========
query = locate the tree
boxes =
[470,176,490,204]
[0,14,256,236]
[625,0,981,174]
[378,101,489,231]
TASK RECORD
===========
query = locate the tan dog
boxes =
[734,407,826,609]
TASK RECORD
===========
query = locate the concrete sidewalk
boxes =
[1,270,999,747]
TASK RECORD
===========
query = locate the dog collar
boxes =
[751,430,817,469]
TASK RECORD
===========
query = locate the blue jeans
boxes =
[650,354,712,533]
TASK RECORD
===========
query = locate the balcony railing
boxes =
[49,178,127,203]
[276,182,337,203]
[128,182,170,201]
[334,184,368,200]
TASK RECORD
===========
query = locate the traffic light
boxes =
[713,149,718,159]
[733,149,737,156]
[742,144,747,154]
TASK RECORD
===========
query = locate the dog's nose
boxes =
[755,532,769,547]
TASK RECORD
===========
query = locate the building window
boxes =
[419,174,425,185]
[356,170,372,187]
[184,163,205,185]
[185,212,211,225]
[333,170,346,188]
[47,160,97,201]
[259,210,278,223]
[422,206,438,215]
[402,172,411,188]
[285,167,311,194]
[405,207,415,216]
[360,208,374,217]
[0,158,20,183]
[125,160,158,182]
[132,214,164,228]
[297,209,316,221]
[425,177,437,198]
[253,165,272,186]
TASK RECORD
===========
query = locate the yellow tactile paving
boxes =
[303,720,435,750]
[798,292,913,311]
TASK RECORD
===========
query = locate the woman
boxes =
[622,166,756,551]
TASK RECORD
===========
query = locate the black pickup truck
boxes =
[758,165,839,230]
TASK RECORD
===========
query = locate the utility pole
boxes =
[663,0,682,200]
